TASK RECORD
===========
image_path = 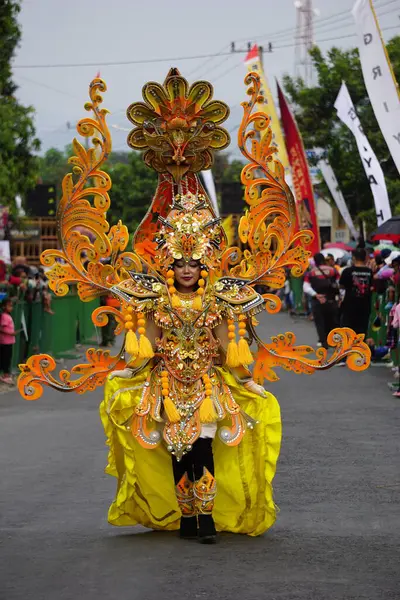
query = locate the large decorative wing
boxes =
[18,79,146,400]
[220,71,370,377]
[251,328,370,385]
[42,78,142,301]
[220,72,312,291]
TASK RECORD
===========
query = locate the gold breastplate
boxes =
[156,306,219,384]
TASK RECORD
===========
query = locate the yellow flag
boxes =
[245,45,290,175]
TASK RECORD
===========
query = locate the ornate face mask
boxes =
[155,191,224,272]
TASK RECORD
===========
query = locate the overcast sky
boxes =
[13,0,400,154]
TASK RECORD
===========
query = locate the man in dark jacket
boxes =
[303,253,339,348]
[339,248,373,336]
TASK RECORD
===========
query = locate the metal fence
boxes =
[9,291,99,372]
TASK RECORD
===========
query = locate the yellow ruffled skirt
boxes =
[100,366,282,536]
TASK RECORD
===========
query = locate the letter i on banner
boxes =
[353,0,400,175]
[334,81,391,226]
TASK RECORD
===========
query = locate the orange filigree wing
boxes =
[252,329,371,386]
[42,78,143,303]
[19,79,150,398]
[220,71,312,288]
[18,349,126,400]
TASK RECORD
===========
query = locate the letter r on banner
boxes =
[372,66,382,79]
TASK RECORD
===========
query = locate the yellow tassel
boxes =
[125,329,139,357]
[171,293,181,308]
[193,295,203,310]
[226,339,240,368]
[164,396,180,423]
[138,334,154,359]
[199,395,217,423]
[237,337,254,366]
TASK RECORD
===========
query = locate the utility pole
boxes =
[294,0,316,85]
[230,42,273,57]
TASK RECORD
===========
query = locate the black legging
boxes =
[172,438,214,484]
[311,298,339,348]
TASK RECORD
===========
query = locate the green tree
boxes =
[0,0,40,213]
[221,159,245,184]
[211,154,245,184]
[283,37,400,233]
[37,146,72,196]
[104,151,158,230]
[37,144,244,231]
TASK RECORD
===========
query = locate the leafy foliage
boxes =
[37,145,245,230]
[0,0,40,213]
[212,154,244,184]
[37,146,72,193]
[103,151,158,229]
[283,37,400,232]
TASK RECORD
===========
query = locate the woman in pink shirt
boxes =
[0,299,16,384]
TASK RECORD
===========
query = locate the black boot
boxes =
[175,472,197,539]
[194,467,217,544]
[180,516,198,539]
[198,514,217,544]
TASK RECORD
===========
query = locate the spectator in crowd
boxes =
[391,256,400,289]
[8,267,27,291]
[326,253,342,273]
[339,247,373,336]
[0,298,17,384]
[0,261,7,284]
[325,253,335,268]
[34,267,54,314]
[283,270,295,316]
[372,252,393,288]
[303,253,340,348]
[366,338,391,363]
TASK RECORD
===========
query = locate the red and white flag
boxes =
[277,83,320,253]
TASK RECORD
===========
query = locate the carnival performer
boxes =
[102,199,282,543]
[18,69,370,545]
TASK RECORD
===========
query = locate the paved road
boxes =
[0,313,399,600]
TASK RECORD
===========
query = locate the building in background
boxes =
[316,196,350,246]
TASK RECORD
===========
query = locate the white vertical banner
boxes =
[334,82,391,226]
[353,0,400,175]
[201,170,219,216]
[317,158,358,240]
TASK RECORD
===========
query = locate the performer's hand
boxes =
[316,294,326,304]
[244,380,268,398]
[109,368,133,380]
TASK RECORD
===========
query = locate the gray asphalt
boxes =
[0,312,399,600]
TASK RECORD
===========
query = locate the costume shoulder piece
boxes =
[111,273,161,304]
[18,69,370,400]
[214,278,264,315]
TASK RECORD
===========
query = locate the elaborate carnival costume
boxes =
[18,69,370,542]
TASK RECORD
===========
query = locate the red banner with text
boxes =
[277,83,320,255]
